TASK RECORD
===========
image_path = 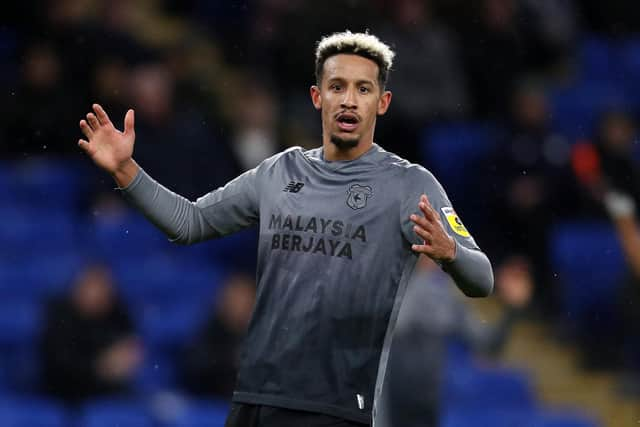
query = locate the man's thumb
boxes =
[124,109,135,135]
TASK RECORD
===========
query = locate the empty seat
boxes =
[550,221,625,322]
[172,399,229,427]
[444,365,535,409]
[78,399,154,427]
[0,299,41,345]
[442,407,535,427]
[0,253,83,300]
[0,396,67,427]
[549,81,630,141]
[135,299,210,349]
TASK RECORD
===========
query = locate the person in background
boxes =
[571,110,640,384]
[377,254,532,427]
[181,273,256,399]
[486,79,572,318]
[40,263,143,403]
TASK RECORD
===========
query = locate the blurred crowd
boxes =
[1,0,640,419]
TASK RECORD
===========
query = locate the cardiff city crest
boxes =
[346,184,373,210]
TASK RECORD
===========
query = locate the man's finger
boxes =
[124,109,135,135]
[411,243,434,254]
[93,104,112,125]
[79,120,93,138]
[413,225,433,243]
[78,139,94,155]
[419,198,437,222]
[410,213,434,231]
[87,113,100,130]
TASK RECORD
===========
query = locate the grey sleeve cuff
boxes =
[442,242,494,297]
[118,168,219,244]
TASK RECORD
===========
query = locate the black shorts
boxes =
[224,403,369,427]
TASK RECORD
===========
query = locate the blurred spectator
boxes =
[486,79,572,316]
[601,191,640,393]
[570,111,640,373]
[181,273,256,399]
[457,0,526,117]
[579,0,640,36]
[571,111,640,218]
[518,0,578,71]
[229,78,280,170]
[377,0,469,161]
[127,62,239,199]
[377,255,532,427]
[1,41,81,157]
[40,263,143,403]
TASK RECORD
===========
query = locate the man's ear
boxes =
[310,85,322,110]
[377,90,392,115]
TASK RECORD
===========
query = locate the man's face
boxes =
[311,54,391,150]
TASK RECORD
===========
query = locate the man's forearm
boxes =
[612,215,640,280]
[119,168,218,244]
[442,244,494,297]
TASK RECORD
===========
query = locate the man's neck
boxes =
[323,140,374,161]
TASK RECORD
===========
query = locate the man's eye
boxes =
[359,86,370,94]
[331,84,342,91]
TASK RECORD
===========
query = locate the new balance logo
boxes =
[283,181,305,193]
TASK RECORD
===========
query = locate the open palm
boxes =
[78,104,136,174]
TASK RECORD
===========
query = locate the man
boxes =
[40,263,142,402]
[78,31,493,427]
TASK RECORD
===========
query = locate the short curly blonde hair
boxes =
[315,31,395,89]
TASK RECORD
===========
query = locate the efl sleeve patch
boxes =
[441,207,470,238]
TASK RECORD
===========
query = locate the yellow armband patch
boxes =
[441,207,470,238]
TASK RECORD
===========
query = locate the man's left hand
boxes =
[410,194,456,262]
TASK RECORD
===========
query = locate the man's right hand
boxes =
[79,104,139,188]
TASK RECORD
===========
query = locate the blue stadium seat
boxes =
[578,37,623,82]
[421,122,498,190]
[0,252,83,300]
[420,122,500,225]
[621,37,640,99]
[549,81,630,141]
[0,299,41,345]
[1,158,88,208]
[111,255,223,302]
[442,407,535,427]
[134,348,178,393]
[0,396,67,427]
[135,298,210,349]
[549,221,625,325]
[86,210,171,258]
[444,365,535,409]
[173,399,230,427]
[78,399,154,427]
[0,206,78,253]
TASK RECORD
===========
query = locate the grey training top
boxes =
[121,143,493,424]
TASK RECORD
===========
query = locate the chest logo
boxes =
[346,184,373,210]
[283,181,305,193]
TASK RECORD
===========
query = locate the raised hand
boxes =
[78,104,137,183]
[410,194,456,262]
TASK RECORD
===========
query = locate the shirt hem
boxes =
[232,391,371,425]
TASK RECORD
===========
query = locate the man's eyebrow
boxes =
[326,77,376,86]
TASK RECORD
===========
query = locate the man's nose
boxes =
[340,88,358,109]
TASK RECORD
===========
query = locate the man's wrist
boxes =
[441,237,457,263]
[112,158,139,189]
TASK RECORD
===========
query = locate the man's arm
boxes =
[604,191,640,279]
[409,195,494,297]
[400,168,494,297]
[78,104,259,244]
